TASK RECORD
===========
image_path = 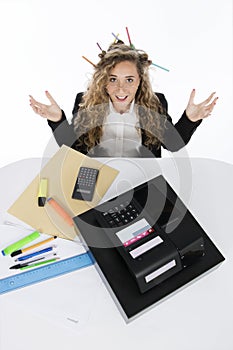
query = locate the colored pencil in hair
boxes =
[82,56,96,67]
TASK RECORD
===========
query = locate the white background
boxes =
[0,0,232,167]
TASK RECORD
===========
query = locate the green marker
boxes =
[20,257,59,270]
[1,231,40,256]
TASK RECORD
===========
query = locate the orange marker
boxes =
[47,197,74,226]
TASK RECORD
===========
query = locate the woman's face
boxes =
[106,60,140,113]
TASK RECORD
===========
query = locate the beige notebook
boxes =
[8,145,119,240]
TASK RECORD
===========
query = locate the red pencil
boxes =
[126,27,132,46]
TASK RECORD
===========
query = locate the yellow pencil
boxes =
[10,235,57,257]
[114,33,120,43]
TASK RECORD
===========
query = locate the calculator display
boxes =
[115,218,154,247]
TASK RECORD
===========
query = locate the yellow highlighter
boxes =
[38,178,48,207]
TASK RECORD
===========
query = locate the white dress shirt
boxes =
[95,100,142,157]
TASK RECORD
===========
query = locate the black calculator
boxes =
[72,166,99,201]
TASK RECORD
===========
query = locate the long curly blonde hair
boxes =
[73,42,166,151]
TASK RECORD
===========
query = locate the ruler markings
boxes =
[0,252,94,294]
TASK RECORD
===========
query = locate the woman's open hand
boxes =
[29,91,62,122]
[186,89,218,122]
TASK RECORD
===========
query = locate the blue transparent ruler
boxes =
[0,252,94,294]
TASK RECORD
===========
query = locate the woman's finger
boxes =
[187,89,196,106]
[200,92,216,106]
[45,90,57,105]
[29,95,44,109]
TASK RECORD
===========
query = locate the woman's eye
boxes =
[109,77,116,83]
[127,78,134,83]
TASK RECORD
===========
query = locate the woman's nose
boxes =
[117,81,126,89]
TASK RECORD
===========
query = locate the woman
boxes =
[29,42,218,157]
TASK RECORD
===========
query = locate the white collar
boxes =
[109,99,135,114]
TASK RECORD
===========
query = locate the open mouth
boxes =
[116,95,128,102]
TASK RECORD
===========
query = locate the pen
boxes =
[10,253,57,269]
[20,257,60,270]
[11,235,57,257]
[47,197,74,226]
[15,246,56,261]
[3,221,35,231]
[1,230,40,256]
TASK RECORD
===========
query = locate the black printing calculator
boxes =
[72,166,99,202]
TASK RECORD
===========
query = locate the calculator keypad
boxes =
[72,167,99,201]
[100,201,140,227]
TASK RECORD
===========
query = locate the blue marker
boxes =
[15,246,55,261]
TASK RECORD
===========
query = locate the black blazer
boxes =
[48,92,201,157]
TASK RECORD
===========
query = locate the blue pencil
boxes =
[112,32,120,41]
